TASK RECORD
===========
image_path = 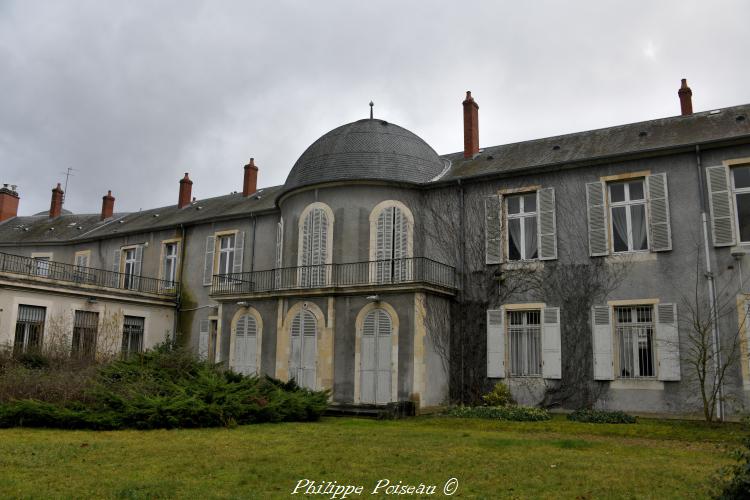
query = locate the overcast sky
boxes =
[2,1,749,215]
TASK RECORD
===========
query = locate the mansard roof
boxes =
[438,103,750,181]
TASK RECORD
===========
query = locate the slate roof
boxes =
[283,118,446,193]
[438,104,750,181]
[0,186,282,245]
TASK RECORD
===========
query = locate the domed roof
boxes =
[284,119,445,193]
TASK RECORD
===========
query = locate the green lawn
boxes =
[0,415,743,499]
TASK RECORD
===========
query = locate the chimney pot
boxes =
[243,158,259,197]
[49,183,64,218]
[462,90,480,159]
[101,190,115,220]
[678,78,693,116]
[0,183,20,222]
[178,173,193,208]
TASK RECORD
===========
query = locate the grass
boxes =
[0,414,743,499]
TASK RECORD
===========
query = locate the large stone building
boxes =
[2,80,750,418]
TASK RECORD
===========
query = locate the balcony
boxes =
[0,252,179,299]
[210,257,458,297]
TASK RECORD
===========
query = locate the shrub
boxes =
[482,382,515,407]
[567,408,637,424]
[715,420,750,499]
[0,344,329,429]
[446,405,551,422]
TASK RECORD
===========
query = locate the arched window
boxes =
[233,313,259,375]
[360,308,393,404]
[290,309,317,389]
[371,202,413,283]
[299,204,333,287]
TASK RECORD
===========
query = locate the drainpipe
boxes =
[250,215,257,273]
[696,145,724,421]
[173,223,188,345]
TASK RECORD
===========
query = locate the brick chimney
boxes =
[0,184,20,222]
[101,190,115,220]
[463,91,480,159]
[49,183,64,218]
[178,173,193,209]
[243,158,258,197]
[678,78,693,116]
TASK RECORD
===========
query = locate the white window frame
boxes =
[614,305,656,379]
[730,164,750,244]
[608,179,649,253]
[217,234,235,276]
[30,252,52,277]
[507,309,542,377]
[122,247,137,289]
[505,192,538,261]
[163,242,179,286]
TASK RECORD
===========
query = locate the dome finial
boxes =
[369,101,374,119]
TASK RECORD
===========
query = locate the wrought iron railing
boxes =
[0,251,179,298]
[211,257,457,295]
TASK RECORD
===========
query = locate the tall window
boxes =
[163,242,178,286]
[218,234,235,275]
[506,193,538,261]
[33,256,50,277]
[233,313,259,375]
[732,165,750,243]
[289,309,317,389]
[123,248,137,289]
[72,310,99,360]
[615,305,655,378]
[75,253,89,269]
[360,308,393,404]
[14,305,46,354]
[299,206,330,287]
[122,316,144,359]
[373,205,412,282]
[609,180,648,252]
[508,310,541,376]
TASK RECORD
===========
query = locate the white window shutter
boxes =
[376,207,394,282]
[275,218,284,287]
[289,313,302,382]
[203,235,215,286]
[301,311,317,390]
[112,248,121,273]
[537,188,557,260]
[542,307,562,379]
[375,310,392,404]
[706,165,736,247]
[198,319,210,360]
[232,231,245,274]
[656,303,680,381]
[486,308,505,378]
[360,312,377,403]
[591,305,614,380]
[646,173,673,252]
[299,212,312,286]
[485,194,503,264]
[133,245,144,290]
[586,181,609,256]
[233,314,258,375]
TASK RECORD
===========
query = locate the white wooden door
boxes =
[290,310,317,390]
[233,314,257,375]
[360,309,392,404]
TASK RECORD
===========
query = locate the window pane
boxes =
[508,218,521,260]
[734,166,750,189]
[630,204,648,250]
[611,206,628,252]
[507,195,520,215]
[628,180,644,200]
[525,216,538,259]
[609,183,626,203]
[523,193,536,213]
[737,193,750,242]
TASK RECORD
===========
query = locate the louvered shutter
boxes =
[537,188,558,260]
[198,319,209,360]
[300,212,312,286]
[542,307,562,379]
[111,248,121,287]
[375,310,393,403]
[233,314,257,375]
[591,306,614,380]
[375,207,393,282]
[133,245,143,291]
[655,303,680,381]
[485,195,503,264]
[586,181,609,256]
[486,308,505,378]
[646,173,673,252]
[706,165,736,247]
[203,235,215,286]
[289,313,302,383]
[393,207,411,281]
[360,311,376,403]
[232,231,244,274]
[301,311,317,389]
[275,218,284,287]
